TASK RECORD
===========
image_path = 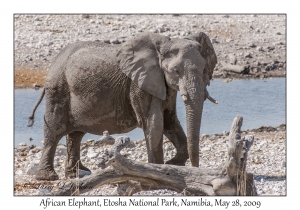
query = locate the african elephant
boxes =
[28,32,218,180]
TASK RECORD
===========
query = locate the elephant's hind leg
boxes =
[36,87,69,181]
[65,131,90,179]
[36,122,66,181]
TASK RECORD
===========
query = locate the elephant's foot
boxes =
[36,168,59,181]
[166,158,186,166]
[165,155,188,166]
[65,162,91,179]
[165,159,185,166]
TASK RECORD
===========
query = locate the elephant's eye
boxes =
[163,64,179,77]
[163,49,179,59]
[161,52,170,59]
[170,48,179,54]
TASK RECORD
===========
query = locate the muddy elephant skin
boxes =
[28,32,217,180]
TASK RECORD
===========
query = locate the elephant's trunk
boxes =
[179,77,204,167]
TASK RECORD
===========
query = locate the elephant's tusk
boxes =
[207,95,219,104]
[182,95,188,102]
[205,88,218,104]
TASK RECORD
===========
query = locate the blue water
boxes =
[14,78,285,146]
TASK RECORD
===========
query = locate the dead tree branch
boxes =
[52,116,256,196]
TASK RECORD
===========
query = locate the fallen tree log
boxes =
[221,63,250,74]
[52,115,256,196]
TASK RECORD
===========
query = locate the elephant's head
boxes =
[117,32,217,167]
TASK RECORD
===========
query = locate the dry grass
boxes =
[14,68,48,88]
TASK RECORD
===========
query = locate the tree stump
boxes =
[94,131,115,146]
[51,115,256,196]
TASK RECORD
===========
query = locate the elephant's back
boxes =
[54,41,119,69]
[45,41,119,89]
[64,41,121,94]
[57,42,135,133]
[61,41,131,115]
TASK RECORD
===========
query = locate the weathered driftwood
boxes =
[52,115,256,196]
[221,63,250,74]
[94,131,115,146]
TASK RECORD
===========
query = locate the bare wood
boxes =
[226,115,255,195]
[52,116,256,196]
[221,63,248,74]
[112,181,143,196]
[94,131,115,146]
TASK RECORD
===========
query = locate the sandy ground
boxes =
[14,125,286,196]
[14,14,286,88]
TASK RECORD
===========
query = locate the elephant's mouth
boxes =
[180,87,218,104]
[181,94,188,102]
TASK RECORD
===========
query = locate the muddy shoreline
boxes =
[14,68,286,88]
[14,14,286,88]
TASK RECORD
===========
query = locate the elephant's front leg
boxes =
[163,112,189,166]
[143,97,164,164]
[65,131,91,178]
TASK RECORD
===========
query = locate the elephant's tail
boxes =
[27,89,45,127]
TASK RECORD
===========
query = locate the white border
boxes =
[4,1,297,209]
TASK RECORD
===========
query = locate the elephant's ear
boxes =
[185,32,218,87]
[117,33,167,100]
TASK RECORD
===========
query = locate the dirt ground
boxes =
[14,125,286,196]
[14,68,48,88]
[14,14,286,88]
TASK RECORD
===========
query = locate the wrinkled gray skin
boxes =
[28,32,217,180]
